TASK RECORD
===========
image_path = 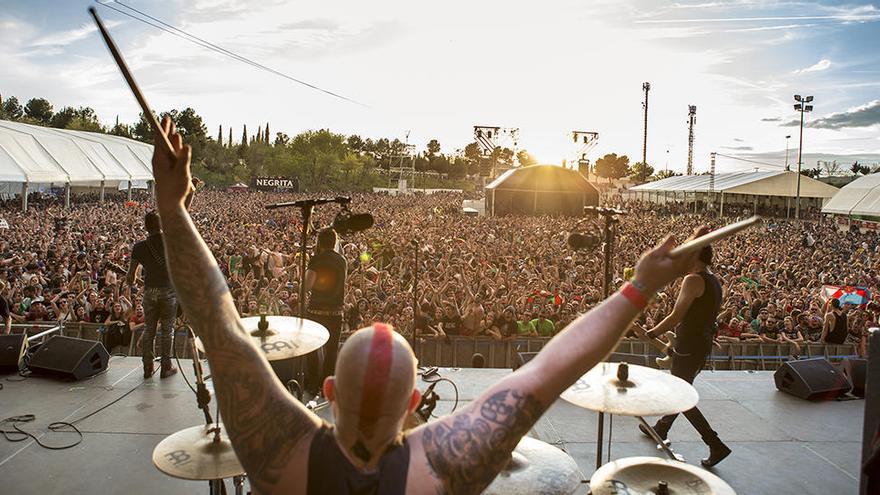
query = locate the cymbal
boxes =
[484,436,582,495]
[195,316,329,361]
[590,456,736,495]
[153,424,244,481]
[560,362,698,417]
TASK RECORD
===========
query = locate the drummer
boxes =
[150,117,706,495]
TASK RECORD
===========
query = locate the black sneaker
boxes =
[160,366,178,379]
[143,363,154,379]
[639,423,668,441]
[701,442,732,467]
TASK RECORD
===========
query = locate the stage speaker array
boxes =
[28,336,110,381]
[774,358,852,400]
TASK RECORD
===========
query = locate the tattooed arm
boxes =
[409,232,704,495]
[153,117,319,494]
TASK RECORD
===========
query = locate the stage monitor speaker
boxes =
[841,358,867,398]
[0,333,28,372]
[774,358,852,400]
[28,336,109,381]
[514,352,539,371]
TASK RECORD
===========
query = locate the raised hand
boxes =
[151,116,194,213]
[634,226,710,294]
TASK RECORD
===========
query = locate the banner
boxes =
[252,176,299,192]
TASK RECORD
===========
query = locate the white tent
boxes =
[821,173,880,217]
[628,170,838,217]
[0,119,154,209]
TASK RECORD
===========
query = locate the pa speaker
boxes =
[774,358,852,400]
[0,333,28,372]
[840,358,867,398]
[28,336,109,381]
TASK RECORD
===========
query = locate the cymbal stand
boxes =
[635,416,684,462]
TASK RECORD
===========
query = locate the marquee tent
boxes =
[821,172,880,218]
[628,170,838,216]
[0,119,154,210]
[485,164,599,216]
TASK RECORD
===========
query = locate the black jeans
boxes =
[142,287,177,369]
[305,310,343,396]
[655,347,720,445]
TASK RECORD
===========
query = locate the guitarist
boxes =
[641,245,731,467]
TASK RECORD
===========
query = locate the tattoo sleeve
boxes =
[421,388,547,495]
[159,206,317,492]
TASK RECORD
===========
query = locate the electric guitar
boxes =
[631,323,676,368]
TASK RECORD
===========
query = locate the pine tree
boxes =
[218,124,223,146]
[228,127,233,148]
[265,123,270,145]
[255,127,262,144]
[242,125,248,148]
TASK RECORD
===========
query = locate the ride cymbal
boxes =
[484,436,582,495]
[195,315,329,361]
[153,424,244,481]
[590,456,736,495]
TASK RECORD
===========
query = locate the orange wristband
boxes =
[621,282,648,311]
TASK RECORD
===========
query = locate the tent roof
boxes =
[821,173,880,216]
[630,170,838,198]
[0,119,154,185]
[486,164,597,193]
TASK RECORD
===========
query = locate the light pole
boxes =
[784,135,792,171]
[642,82,651,166]
[794,95,813,220]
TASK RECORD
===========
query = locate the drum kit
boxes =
[152,315,330,494]
[150,313,732,494]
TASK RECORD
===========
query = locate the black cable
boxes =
[0,415,83,450]
[173,332,197,395]
[95,0,367,107]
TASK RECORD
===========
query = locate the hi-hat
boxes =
[590,456,736,495]
[484,436,582,495]
[153,424,244,481]
[561,362,698,417]
[195,316,329,361]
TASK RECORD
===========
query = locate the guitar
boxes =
[631,323,676,369]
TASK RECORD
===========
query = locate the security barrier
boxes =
[14,323,860,371]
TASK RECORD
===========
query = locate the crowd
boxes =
[0,190,874,357]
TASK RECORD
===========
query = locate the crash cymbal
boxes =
[560,362,698,417]
[484,436,582,495]
[590,456,736,495]
[153,424,244,481]
[195,315,329,361]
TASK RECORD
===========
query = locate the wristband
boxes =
[621,282,648,311]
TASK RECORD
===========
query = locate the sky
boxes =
[1,0,879,173]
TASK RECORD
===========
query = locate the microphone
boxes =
[332,212,375,235]
[567,232,601,250]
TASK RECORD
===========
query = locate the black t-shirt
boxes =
[132,234,171,289]
[91,308,110,324]
[0,295,9,320]
[308,250,347,311]
[440,313,462,336]
[493,317,517,338]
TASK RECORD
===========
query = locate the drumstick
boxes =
[89,7,175,157]
[669,216,762,258]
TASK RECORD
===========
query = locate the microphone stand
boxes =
[188,327,213,426]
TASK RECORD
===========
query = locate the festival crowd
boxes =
[0,190,874,357]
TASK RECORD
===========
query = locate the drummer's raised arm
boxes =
[408,230,705,495]
[152,117,320,494]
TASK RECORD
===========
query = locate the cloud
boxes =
[723,145,753,150]
[761,117,781,122]
[782,100,880,129]
[733,137,744,142]
[794,58,831,74]
[30,20,122,48]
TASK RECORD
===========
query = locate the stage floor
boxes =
[0,358,864,494]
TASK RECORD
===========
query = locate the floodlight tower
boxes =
[473,125,519,177]
[687,105,697,175]
[572,131,599,175]
[642,82,651,166]
[793,94,814,220]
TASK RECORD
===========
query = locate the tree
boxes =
[265,123,270,145]
[464,142,482,176]
[49,106,102,132]
[594,153,630,182]
[240,125,248,154]
[274,132,290,147]
[218,125,223,146]
[850,161,870,176]
[228,127,233,148]
[109,122,133,138]
[426,139,441,157]
[629,162,654,183]
[1,96,23,120]
[653,169,681,181]
[820,160,841,177]
[132,113,152,143]
[24,97,54,124]
[516,150,538,167]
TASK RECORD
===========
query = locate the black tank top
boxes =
[675,271,722,355]
[307,424,410,495]
[827,311,847,344]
